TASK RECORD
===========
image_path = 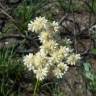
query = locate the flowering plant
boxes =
[23,16,81,95]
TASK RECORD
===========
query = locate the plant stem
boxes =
[33,79,39,96]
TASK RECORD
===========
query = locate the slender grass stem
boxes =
[33,79,40,96]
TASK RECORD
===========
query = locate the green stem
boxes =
[33,79,39,96]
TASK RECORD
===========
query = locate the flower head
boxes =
[35,67,48,81]
[52,21,59,32]
[53,63,68,78]
[40,40,58,54]
[57,62,69,72]
[39,31,53,43]
[67,54,81,65]
[33,51,48,67]
[28,16,47,33]
[23,53,34,70]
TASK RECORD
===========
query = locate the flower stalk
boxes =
[33,79,40,96]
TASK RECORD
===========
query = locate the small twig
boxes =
[41,82,54,88]
[16,49,35,54]
[0,3,6,10]
[72,8,78,53]
[78,40,91,56]
[59,14,68,25]
[0,35,25,41]
[0,2,14,21]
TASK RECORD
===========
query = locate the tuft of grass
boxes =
[52,82,65,96]
[13,0,49,33]
[85,0,96,14]
[0,48,24,96]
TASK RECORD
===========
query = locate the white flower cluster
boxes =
[23,16,81,81]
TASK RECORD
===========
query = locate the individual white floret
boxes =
[53,62,69,78]
[67,53,81,65]
[39,31,53,43]
[53,68,63,78]
[40,40,58,54]
[59,46,71,57]
[33,51,48,67]
[35,67,48,81]
[28,16,48,33]
[64,38,72,45]
[23,53,34,66]
[52,21,59,32]
[57,62,69,72]
[50,46,71,63]
[39,48,47,56]
[23,53,34,71]
[28,21,33,32]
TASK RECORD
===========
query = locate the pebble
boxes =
[7,0,21,4]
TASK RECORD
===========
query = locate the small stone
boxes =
[39,93,46,96]
[7,0,21,4]
[4,38,19,48]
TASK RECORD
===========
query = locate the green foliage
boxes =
[92,1,96,13]
[49,80,65,96]
[52,83,65,96]
[13,0,49,33]
[91,48,96,55]
[85,0,96,14]
[83,63,94,80]
[0,48,24,96]
[83,62,96,92]
[14,1,34,32]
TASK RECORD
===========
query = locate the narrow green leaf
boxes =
[91,48,96,55]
